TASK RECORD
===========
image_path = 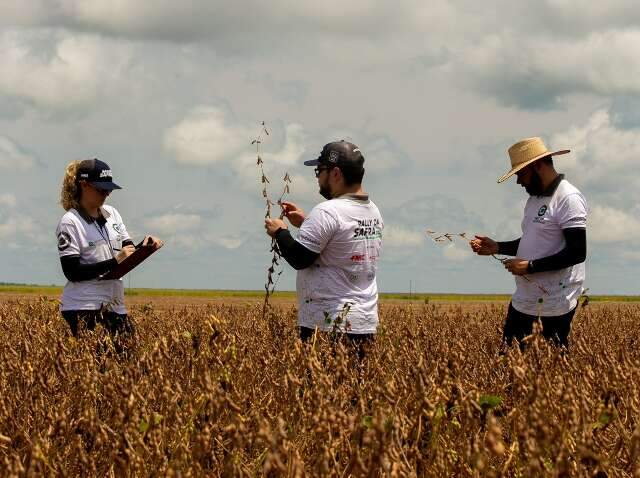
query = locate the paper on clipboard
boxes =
[100,243,162,280]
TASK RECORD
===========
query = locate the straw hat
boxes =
[498,137,570,183]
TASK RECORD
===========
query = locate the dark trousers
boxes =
[503,302,576,350]
[299,326,374,362]
[62,310,135,338]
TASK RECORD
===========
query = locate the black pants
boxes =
[299,326,374,361]
[62,310,135,338]
[503,302,576,350]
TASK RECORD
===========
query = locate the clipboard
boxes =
[99,241,163,280]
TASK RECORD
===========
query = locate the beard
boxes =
[525,170,545,196]
[318,178,333,200]
[319,181,333,200]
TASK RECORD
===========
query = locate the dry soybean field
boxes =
[1,296,640,477]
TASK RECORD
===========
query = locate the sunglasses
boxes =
[88,183,111,196]
[314,166,335,178]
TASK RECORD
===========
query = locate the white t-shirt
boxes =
[512,179,587,316]
[56,205,131,314]
[295,195,383,334]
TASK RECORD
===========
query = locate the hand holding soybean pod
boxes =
[252,121,292,317]
[427,229,589,307]
[426,230,550,296]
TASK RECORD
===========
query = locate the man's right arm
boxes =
[277,205,337,270]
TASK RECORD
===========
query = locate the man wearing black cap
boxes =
[264,141,384,348]
[56,158,163,341]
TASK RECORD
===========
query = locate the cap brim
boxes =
[497,149,570,183]
[90,181,122,190]
[303,159,321,166]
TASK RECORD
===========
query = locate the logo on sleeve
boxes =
[57,231,71,251]
[113,223,124,234]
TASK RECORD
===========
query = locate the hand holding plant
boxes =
[253,121,293,317]
[502,258,529,276]
[427,229,549,296]
[470,235,499,256]
[279,201,305,228]
[264,218,287,238]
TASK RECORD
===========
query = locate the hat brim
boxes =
[90,181,122,190]
[303,158,321,166]
[497,149,570,183]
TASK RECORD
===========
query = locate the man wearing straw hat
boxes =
[470,137,587,349]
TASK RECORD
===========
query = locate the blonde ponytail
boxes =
[60,160,81,211]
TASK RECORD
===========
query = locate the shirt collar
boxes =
[539,174,564,197]
[76,206,110,224]
[338,193,370,202]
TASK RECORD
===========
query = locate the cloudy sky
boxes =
[1,1,639,294]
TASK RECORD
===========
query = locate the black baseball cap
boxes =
[304,140,365,168]
[76,158,122,190]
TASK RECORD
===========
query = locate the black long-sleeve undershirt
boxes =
[59,239,135,282]
[274,229,319,270]
[530,228,586,273]
[60,256,117,282]
[497,238,521,256]
[498,228,586,273]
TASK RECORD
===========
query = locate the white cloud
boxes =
[164,104,310,199]
[619,249,640,261]
[363,136,409,173]
[0,215,40,246]
[163,105,253,165]
[145,213,202,236]
[589,205,640,243]
[549,108,640,233]
[0,29,132,112]
[216,235,244,250]
[0,1,446,47]
[315,130,411,174]
[552,109,640,184]
[267,124,306,167]
[383,225,425,248]
[5,2,640,111]
[455,30,640,109]
[0,2,52,25]
[442,243,472,262]
[538,1,640,33]
[143,213,248,251]
[0,136,35,169]
[164,105,306,168]
[0,194,17,208]
[283,173,317,199]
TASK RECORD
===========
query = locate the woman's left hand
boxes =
[143,235,164,250]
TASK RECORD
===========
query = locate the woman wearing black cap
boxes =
[56,158,162,339]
